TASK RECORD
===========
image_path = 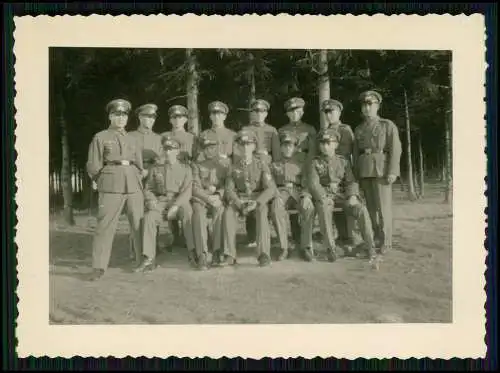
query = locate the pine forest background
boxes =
[48,48,453,225]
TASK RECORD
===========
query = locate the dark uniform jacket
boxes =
[308,154,359,202]
[279,121,317,160]
[241,123,281,163]
[143,160,193,207]
[128,127,162,168]
[225,158,276,209]
[328,122,355,160]
[270,152,309,200]
[86,127,144,194]
[191,158,230,206]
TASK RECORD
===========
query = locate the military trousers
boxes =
[192,200,224,257]
[223,200,271,259]
[93,191,144,270]
[359,177,393,249]
[270,188,314,251]
[143,199,194,260]
[314,195,374,252]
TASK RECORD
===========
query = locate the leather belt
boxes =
[282,182,296,188]
[105,160,135,166]
[362,149,385,155]
[256,150,269,155]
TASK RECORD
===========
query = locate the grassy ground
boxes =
[49,182,452,324]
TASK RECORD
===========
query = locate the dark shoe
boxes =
[220,255,236,267]
[88,268,105,281]
[326,247,338,262]
[378,245,390,255]
[188,250,198,268]
[258,253,271,267]
[302,247,314,262]
[134,258,156,273]
[198,253,209,271]
[277,248,288,261]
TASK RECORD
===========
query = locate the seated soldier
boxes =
[191,135,230,270]
[135,135,196,272]
[307,128,377,262]
[222,130,276,267]
[270,131,315,261]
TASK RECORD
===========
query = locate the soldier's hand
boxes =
[208,195,222,208]
[301,196,313,210]
[166,205,179,220]
[91,181,98,191]
[387,174,397,184]
[141,169,149,179]
[347,195,359,206]
[245,200,257,213]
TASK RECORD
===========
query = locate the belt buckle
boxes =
[121,160,130,166]
[364,148,372,155]
[284,182,294,188]
[257,150,268,155]
[219,154,228,159]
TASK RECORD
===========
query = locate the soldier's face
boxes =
[280,142,295,158]
[164,147,179,162]
[250,108,268,124]
[210,111,227,126]
[324,108,341,124]
[204,145,217,159]
[170,115,187,129]
[286,107,304,123]
[361,100,380,118]
[139,114,156,130]
[319,141,337,157]
[109,111,128,128]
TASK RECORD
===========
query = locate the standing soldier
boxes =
[191,135,230,270]
[222,130,276,267]
[320,99,357,250]
[308,129,377,262]
[353,90,402,255]
[86,99,145,281]
[196,101,237,166]
[128,103,162,260]
[269,131,315,261]
[279,97,317,163]
[161,105,196,248]
[135,134,195,272]
[241,98,281,246]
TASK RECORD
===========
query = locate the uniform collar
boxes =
[171,128,186,133]
[109,126,127,135]
[364,115,380,125]
[138,126,152,135]
[252,122,266,127]
[240,157,253,166]
[329,121,342,129]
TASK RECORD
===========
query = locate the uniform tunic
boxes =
[308,154,375,253]
[223,158,276,259]
[328,122,355,160]
[196,127,237,164]
[191,158,230,256]
[128,127,163,168]
[86,127,144,270]
[161,129,195,164]
[142,161,195,258]
[279,121,317,162]
[269,152,314,251]
[353,116,402,250]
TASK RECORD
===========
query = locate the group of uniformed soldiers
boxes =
[86,91,402,280]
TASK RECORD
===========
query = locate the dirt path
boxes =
[49,184,452,324]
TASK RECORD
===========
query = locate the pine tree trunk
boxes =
[186,48,200,136]
[404,89,417,201]
[247,52,256,123]
[418,132,425,198]
[318,49,330,130]
[444,61,453,203]
[58,92,75,225]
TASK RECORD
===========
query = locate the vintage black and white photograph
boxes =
[14,14,486,358]
[47,46,453,325]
